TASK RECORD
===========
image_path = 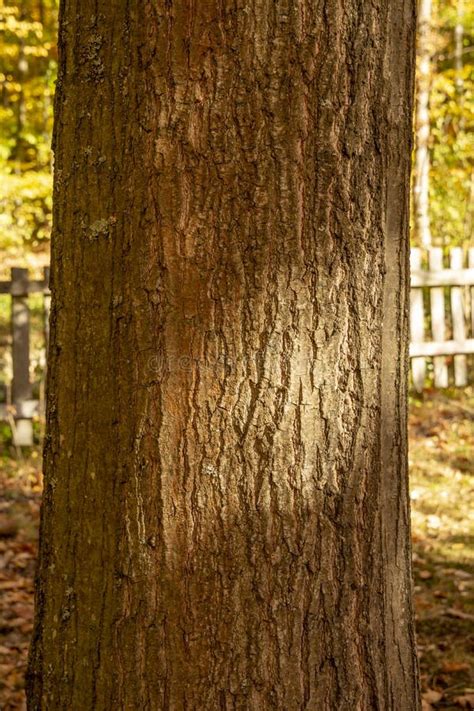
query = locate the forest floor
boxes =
[0,392,473,710]
[411,391,474,710]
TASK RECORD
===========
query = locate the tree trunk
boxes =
[28,2,419,709]
[413,0,433,247]
[454,0,464,95]
[12,1,28,166]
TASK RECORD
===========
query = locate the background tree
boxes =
[411,0,474,247]
[27,1,420,709]
[414,0,434,247]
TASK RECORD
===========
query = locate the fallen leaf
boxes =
[445,608,474,621]
[6,670,25,690]
[423,689,443,703]
[0,518,19,538]
[441,661,470,673]
[443,568,472,580]
[0,663,14,677]
[454,694,474,709]
[0,617,25,631]
[0,580,27,591]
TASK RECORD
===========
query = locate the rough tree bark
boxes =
[28,1,419,709]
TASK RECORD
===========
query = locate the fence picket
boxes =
[43,266,51,348]
[11,268,33,446]
[429,248,448,388]
[450,248,467,386]
[410,248,426,391]
[469,248,474,339]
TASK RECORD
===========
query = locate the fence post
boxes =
[40,266,51,419]
[410,248,426,391]
[450,247,467,386]
[11,267,33,446]
[470,248,474,339]
[43,266,51,348]
[429,247,448,387]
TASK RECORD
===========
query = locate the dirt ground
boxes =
[0,392,473,710]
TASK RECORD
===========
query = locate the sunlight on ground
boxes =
[410,393,473,564]
[409,391,474,710]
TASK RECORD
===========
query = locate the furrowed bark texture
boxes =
[28,1,419,709]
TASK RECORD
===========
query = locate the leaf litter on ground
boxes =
[0,390,472,709]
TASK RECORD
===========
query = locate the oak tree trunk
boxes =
[28,1,419,709]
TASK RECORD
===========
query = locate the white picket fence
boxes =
[410,247,474,391]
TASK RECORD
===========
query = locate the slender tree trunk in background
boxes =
[27,1,419,709]
[12,2,28,167]
[38,0,45,28]
[454,0,464,95]
[454,0,468,243]
[414,0,433,247]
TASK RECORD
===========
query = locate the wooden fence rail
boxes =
[410,247,474,391]
[1,249,473,444]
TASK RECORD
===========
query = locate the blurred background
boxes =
[0,1,472,709]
